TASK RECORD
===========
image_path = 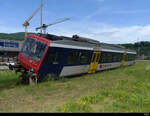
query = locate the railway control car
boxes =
[10,34,136,84]
[0,40,21,63]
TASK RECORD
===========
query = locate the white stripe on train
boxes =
[50,43,136,54]
[59,61,135,77]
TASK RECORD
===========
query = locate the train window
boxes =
[130,55,134,61]
[126,54,135,61]
[107,53,112,63]
[133,55,136,60]
[127,55,129,61]
[121,54,123,61]
[125,55,128,61]
[91,53,96,62]
[129,55,131,61]
[116,54,120,62]
[99,53,102,63]
[101,53,104,63]
[80,52,90,64]
[67,52,78,64]
[113,54,117,62]
[96,54,100,62]
[120,54,122,61]
[46,51,59,64]
[102,53,106,63]
[128,54,131,61]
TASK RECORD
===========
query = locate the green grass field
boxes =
[0,61,150,112]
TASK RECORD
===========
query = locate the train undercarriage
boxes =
[9,62,38,85]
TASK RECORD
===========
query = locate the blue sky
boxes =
[1,0,150,43]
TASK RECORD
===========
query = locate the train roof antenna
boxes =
[35,18,70,34]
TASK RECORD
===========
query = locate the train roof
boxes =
[39,34,136,54]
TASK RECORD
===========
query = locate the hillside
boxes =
[121,42,150,56]
[0,32,35,41]
[0,61,150,112]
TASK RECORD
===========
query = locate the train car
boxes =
[0,40,22,63]
[0,40,19,48]
[9,34,136,85]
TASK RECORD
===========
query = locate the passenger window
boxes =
[113,55,117,62]
[126,55,129,61]
[67,52,78,64]
[119,54,122,61]
[96,54,100,62]
[80,52,90,64]
[107,54,112,63]
[46,51,59,64]
[116,54,120,62]
[102,53,107,63]
[91,53,96,62]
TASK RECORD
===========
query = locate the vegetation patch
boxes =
[0,61,150,112]
[56,61,150,113]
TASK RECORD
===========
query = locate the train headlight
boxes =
[30,68,35,72]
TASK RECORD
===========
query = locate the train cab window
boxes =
[67,52,78,65]
[46,51,59,64]
[80,52,90,64]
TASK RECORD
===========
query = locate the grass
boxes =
[0,61,150,112]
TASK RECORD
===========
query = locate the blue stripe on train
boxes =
[0,41,19,48]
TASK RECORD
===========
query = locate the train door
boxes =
[88,51,100,74]
[120,52,126,66]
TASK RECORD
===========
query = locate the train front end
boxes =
[10,35,50,85]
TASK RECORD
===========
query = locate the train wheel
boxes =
[29,76,37,86]
[20,73,29,85]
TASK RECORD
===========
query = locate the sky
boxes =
[1,0,150,44]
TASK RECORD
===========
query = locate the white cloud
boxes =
[84,25,150,44]
[47,22,150,44]
[1,21,150,44]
